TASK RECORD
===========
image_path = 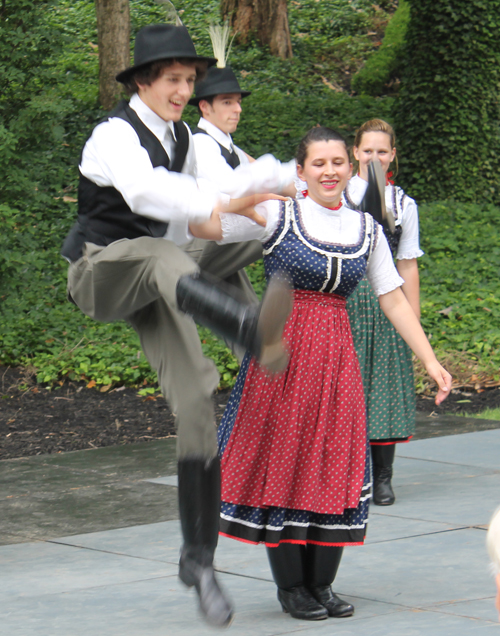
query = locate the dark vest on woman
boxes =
[61,100,189,262]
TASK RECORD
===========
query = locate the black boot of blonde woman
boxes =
[371,443,396,505]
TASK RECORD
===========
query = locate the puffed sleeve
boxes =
[396,195,424,260]
[217,199,282,244]
[366,225,405,296]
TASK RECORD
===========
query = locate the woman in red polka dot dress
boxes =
[189,126,452,622]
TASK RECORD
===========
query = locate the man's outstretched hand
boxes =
[219,193,287,227]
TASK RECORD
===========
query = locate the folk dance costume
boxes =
[61,24,294,628]
[343,174,423,503]
[189,116,294,293]
[186,31,295,334]
[215,195,404,617]
[193,116,247,169]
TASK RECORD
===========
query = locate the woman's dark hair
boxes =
[296,126,348,166]
[123,58,208,96]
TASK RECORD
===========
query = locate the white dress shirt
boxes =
[80,94,220,246]
[218,197,405,297]
[346,175,424,261]
[193,117,297,197]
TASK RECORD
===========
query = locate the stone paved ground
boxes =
[1,421,500,635]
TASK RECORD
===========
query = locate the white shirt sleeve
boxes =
[193,131,296,198]
[234,146,250,166]
[366,226,405,296]
[181,121,198,179]
[396,196,424,260]
[217,199,282,244]
[80,118,217,227]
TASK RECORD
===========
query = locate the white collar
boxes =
[350,173,367,185]
[129,93,177,142]
[301,194,345,218]
[197,117,233,150]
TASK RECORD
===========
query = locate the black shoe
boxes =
[371,444,396,506]
[176,272,292,373]
[277,586,328,620]
[177,458,234,628]
[308,585,354,617]
[373,466,395,505]
[179,547,233,628]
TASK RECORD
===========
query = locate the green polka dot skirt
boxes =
[347,279,415,441]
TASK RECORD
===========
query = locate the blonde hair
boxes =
[353,118,398,175]
[487,506,500,575]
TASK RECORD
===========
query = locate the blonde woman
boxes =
[344,119,422,506]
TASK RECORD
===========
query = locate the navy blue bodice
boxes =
[343,182,405,258]
[262,199,376,299]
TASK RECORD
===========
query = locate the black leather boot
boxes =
[372,443,396,506]
[177,457,233,628]
[266,544,328,620]
[305,545,354,618]
[176,272,292,372]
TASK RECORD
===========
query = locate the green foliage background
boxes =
[351,0,409,96]
[0,0,498,393]
[394,0,500,204]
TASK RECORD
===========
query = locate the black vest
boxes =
[193,127,240,169]
[61,100,189,262]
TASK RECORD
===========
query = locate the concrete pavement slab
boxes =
[414,412,500,441]
[392,454,497,483]
[373,470,500,526]
[0,439,179,543]
[0,539,175,600]
[51,521,182,564]
[338,527,492,607]
[289,609,500,635]
[365,512,464,544]
[435,597,500,623]
[399,428,500,470]
[145,475,178,487]
[1,426,500,634]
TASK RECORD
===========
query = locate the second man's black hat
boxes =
[188,66,251,105]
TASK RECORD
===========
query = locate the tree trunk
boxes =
[95,0,130,110]
[222,0,292,59]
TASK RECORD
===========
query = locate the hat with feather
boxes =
[116,3,216,84]
[188,24,251,105]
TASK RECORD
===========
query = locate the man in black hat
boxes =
[61,23,293,628]
[190,65,252,178]
[187,64,295,339]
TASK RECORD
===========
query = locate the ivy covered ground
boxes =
[0,0,499,419]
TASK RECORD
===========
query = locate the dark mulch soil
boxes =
[415,385,500,416]
[1,365,499,460]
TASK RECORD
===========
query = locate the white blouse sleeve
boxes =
[396,196,424,260]
[366,227,405,296]
[217,199,282,245]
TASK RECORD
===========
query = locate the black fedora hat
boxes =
[116,24,217,84]
[188,66,251,105]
